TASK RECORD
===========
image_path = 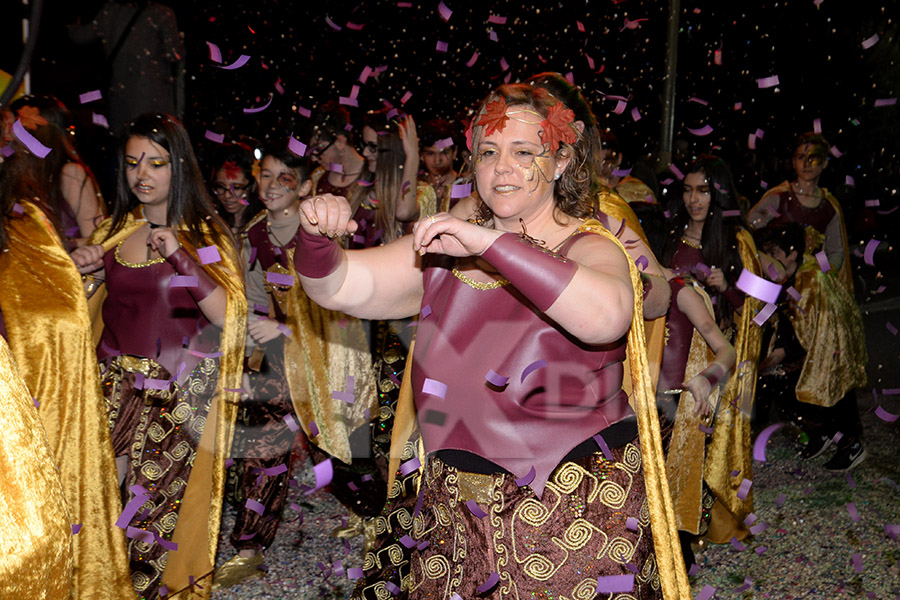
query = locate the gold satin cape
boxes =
[243,211,376,464]
[387,219,691,599]
[0,201,133,599]
[88,209,246,600]
[0,335,74,599]
[666,232,762,542]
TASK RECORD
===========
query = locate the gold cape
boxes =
[616,175,658,205]
[0,201,133,599]
[757,183,866,407]
[88,209,247,600]
[388,219,691,599]
[0,335,74,599]
[243,212,376,464]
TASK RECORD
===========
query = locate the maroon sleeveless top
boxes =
[98,243,218,376]
[657,277,694,393]
[412,231,631,498]
[772,190,835,234]
[246,219,295,323]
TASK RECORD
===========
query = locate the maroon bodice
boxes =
[98,243,217,376]
[657,277,694,393]
[349,197,382,249]
[246,219,295,323]
[772,190,835,234]
[670,240,704,278]
[412,232,631,498]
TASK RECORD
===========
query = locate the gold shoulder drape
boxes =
[0,334,73,599]
[389,219,691,599]
[0,201,133,599]
[88,209,247,600]
[703,229,762,543]
[281,246,377,464]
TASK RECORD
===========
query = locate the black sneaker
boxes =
[799,433,832,460]
[824,441,866,472]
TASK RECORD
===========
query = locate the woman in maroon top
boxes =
[292,84,689,599]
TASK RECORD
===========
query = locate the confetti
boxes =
[815,250,830,272]
[196,245,221,265]
[737,478,753,500]
[753,423,784,462]
[485,369,510,387]
[204,130,224,144]
[437,1,452,21]
[79,90,102,104]
[400,457,421,476]
[687,125,714,136]
[861,33,880,49]
[847,502,861,522]
[521,359,548,382]
[695,585,717,600]
[243,95,273,114]
[736,269,781,303]
[283,414,299,432]
[12,120,51,157]
[219,55,251,70]
[875,406,899,422]
[863,239,880,266]
[72,524,82,535]
[245,498,266,515]
[592,433,615,461]
[450,182,472,198]
[757,75,780,88]
[466,51,480,67]
[422,378,448,399]
[266,271,294,287]
[476,572,500,593]
[596,574,634,594]
[753,302,778,326]
[466,499,488,518]
[515,466,536,487]
[436,40,448,52]
[874,98,898,107]
[304,459,333,495]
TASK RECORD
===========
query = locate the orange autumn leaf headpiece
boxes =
[477,98,510,137]
[539,102,577,153]
[17,106,48,131]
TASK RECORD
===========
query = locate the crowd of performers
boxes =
[0,72,867,600]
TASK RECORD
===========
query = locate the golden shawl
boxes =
[0,335,73,599]
[616,175,658,205]
[243,211,377,464]
[388,219,691,599]
[756,183,866,407]
[88,209,246,600]
[0,201,133,600]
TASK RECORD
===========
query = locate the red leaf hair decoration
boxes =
[477,98,510,137]
[539,102,577,153]
[17,106,48,131]
[222,160,241,179]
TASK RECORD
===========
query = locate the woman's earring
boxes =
[554,173,561,180]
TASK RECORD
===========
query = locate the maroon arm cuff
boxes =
[699,363,728,388]
[723,286,746,311]
[292,227,343,278]
[480,233,578,312]
[166,248,219,302]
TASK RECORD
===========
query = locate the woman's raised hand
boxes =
[399,115,419,159]
[299,193,359,238]
[148,228,181,258]
[412,212,503,257]
[71,244,105,273]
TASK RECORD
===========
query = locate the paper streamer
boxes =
[863,239,880,266]
[422,378,448,399]
[592,433,615,461]
[757,75,780,88]
[204,130,224,144]
[206,41,222,63]
[753,302,778,326]
[514,465,536,487]
[266,271,295,287]
[730,536,746,551]
[196,245,221,265]
[288,136,307,157]
[347,567,364,579]
[753,423,784,462]
[399,457,421,476]
[12,120,52,158]
[420,304,432,319]
[485,369,510,387]
[695,585,717,600]
[243,95,273,114]
[465,499,488,518]
[521,359,548,383]
[245,498,265,515]
[116,487,150,529]
[875,406,899,423]
[687,125,714,137]
[450,182,472,198]
[304,459,333,495]
[476,572,500,593]
[625,516,639,531]
[79,90,102,104]
[596,574,634,594]
[437,0,452,21]
[736,478,752,500]
[736,268,781,303]
[219,54,251,70]
[283,414,299,432]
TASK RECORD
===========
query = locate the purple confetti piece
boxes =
[434,137,454,150]
[400,534,416,548]
[245,498,265,515]
[514,465,536,487]
[466,51,480,67]
[338,96,359,107]
[204,130,224,144]
[422,378,448,399]
[266,271,295,287]
[749,521,768,535]
[144,378,170,390]
[787,286,801,302]
[116,488,150,529]
[863,239,880,266]
[631,106,641,121]
[499,57,510,71]
[635,255,649,271]
[884,524,900,539]
[307,420,319,438]
[465,499,488,518]
[92,113,109,128]
[830,145,843,158]
[757,75,780,88]
[688,96,709,106]
[592,433,615,461]
[304,459,333,495]
[753,302,778,326]
[734,577,753,593]
[187,350,223,359]
[450,182,472,198]
[753,423,784,462]
[613,100,628,114]
[219,54,251,70]
[695,585,717,600]
[384,581,400,595]
[437,0,452,21]
[612,167,633,178]
[862,33,880,49]
[521,359,548,383]
[420,304,432,319]
[33,397,39,408]
[687,125,714,137]
[417,540,430,550]
[688,563,700,576]
[883,388,900,395]
[346,21,364,30]
[847,502,861,522]
[243,95,273,114]
[347,567,364,579]
[72,523,82,535]
[283,414,299,432]
[196,245,221,265]
[846,472,857,489]
[261,464,288,476]
[875,406,899,422]
[224,458,235,468]
[737,478,753,500]
[626,516,639,531]
[126,526,156,544]
[296,105,311,118]
[596,574,635,594]
[155,535,178,551]
[852,553,864,573]
[485,369,509,387]
[755,546,767,555]
[699,423,714,435]
[730,536,746,551]
[875,98,898,107]
[79,90,103,104]
[206,41,222,63]
[865,199,880,207]
[0,145,14,158]
[669,163,685,180]
[833,431,844,444]
[476,572,500,593]
[435,40,448,52]
[12,120,52,157]
[487,14,507,24]
[400,457,421,476]
[736,268,782,303]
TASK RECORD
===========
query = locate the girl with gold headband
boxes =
[292,83,689,599]
[0,107,132,599]
[71,113,246,600]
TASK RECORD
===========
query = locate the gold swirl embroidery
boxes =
[384,544,404,566]
[139,461,163,480]
[550,462,589,495]
[168,441,191,461]
[521,553,558,581]
[596,479,628,509]
[516,497,555,527]
[572,578,603,599]
[606,536,636,564]
[362,551,376,571]
[418,554,450,580]
[157,511,178,533]
[558,518,601,551]
[131,572,151,592]
[620,443,641,473]
[169,402,193,424]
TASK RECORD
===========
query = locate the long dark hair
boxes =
[7,95,101,238]
[208,141,263,229]
[107,113,230,252]
[661,155,748,324]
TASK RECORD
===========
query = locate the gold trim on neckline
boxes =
[452,267,510,290]
[114,240,166,268]
[680,236,702,250]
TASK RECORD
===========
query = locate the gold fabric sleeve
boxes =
[616,175,658,205]
[416,181,438,218]
[282,247,377,464]
[703,230,761,542]
[0,336,73,600]
[89,210,247,599]
[0,201,133,599]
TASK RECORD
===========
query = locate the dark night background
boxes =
[2,0,899,249]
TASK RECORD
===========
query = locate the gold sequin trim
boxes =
[451,267,510,290]
[115,240,166,268]
[680,236,702,250]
